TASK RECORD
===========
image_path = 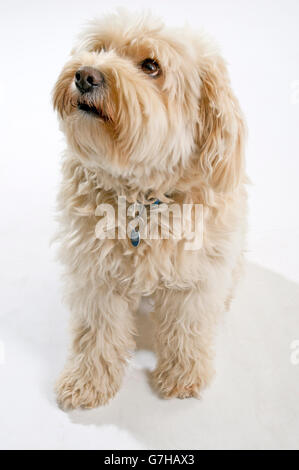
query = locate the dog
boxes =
[53,10,247,409]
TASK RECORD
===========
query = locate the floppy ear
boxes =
[197,54,246,192]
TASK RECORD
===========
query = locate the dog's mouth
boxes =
[77,102,109,121]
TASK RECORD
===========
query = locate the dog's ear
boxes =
[196,54,246,193]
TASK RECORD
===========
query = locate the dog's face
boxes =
[54,12,245,191]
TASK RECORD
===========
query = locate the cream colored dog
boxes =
[53,11,247,409]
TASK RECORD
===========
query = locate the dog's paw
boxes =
[55,368,116,410]
[153,365,214,400]
[167,383,202,399]
[154,372,202,399]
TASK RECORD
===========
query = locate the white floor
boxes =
[0,0,299,450]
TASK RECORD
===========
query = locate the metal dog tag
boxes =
[130,229,140,247]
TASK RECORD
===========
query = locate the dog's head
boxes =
[53,11,245,192]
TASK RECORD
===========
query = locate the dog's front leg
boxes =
[56,285,136,410]
[152,287,220,399]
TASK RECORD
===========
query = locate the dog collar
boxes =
[130,199,161,247]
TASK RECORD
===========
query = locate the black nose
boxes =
[75,66,105,93]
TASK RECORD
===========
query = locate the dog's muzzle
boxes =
[75,66,105,94]
[75,66,109,120]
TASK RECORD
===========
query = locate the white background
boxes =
[0,0,299,450]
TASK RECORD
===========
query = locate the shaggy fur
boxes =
[53,10,247,409]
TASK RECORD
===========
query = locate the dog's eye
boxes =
[140,58,161,77]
